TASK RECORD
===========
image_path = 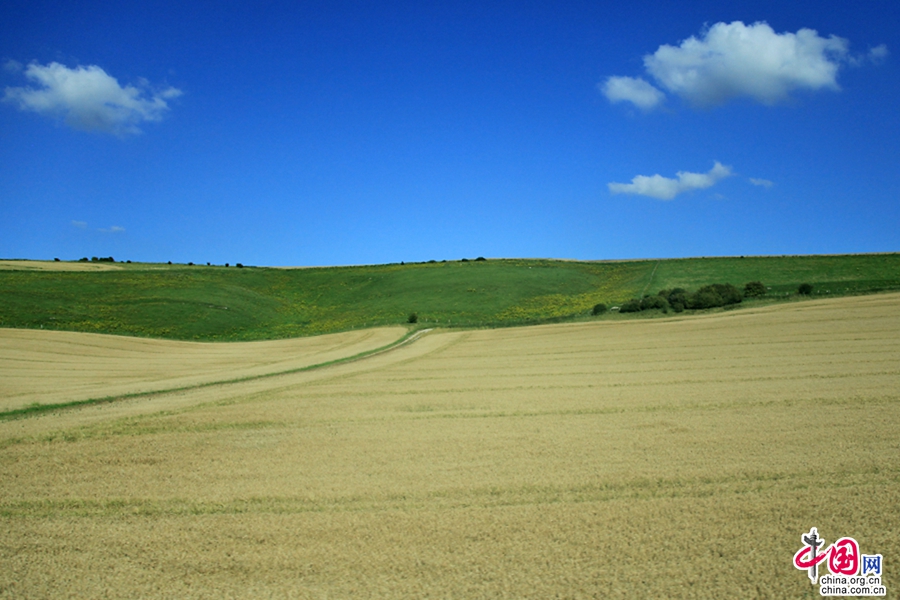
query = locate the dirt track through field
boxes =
[0,326,407,411]
[1,294,899,598]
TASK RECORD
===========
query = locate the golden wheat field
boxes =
[0,260,124,272]
[1,294,899,598]
[0,326,407,412]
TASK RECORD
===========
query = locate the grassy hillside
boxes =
[648,253,900,297]
[1,253,899,340]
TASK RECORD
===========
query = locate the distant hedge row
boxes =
[617,281,768,314]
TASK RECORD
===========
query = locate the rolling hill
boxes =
[1,253,899,340]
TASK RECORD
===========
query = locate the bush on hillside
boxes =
[712,283,743,305]
[651,284,742,311]
[798,283,813,295]
[618,294,672,315]
[640,295,668,311]
[619,299,642,313]
[592,303,607,315]
[408,312,418,324]
[744,281,767,298]
[688,283,742,309]
[658,288,688,312]
[690,288,721,309]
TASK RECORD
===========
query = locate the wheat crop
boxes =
[1,294,898,598]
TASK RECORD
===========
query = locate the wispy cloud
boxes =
[603,21,886,110]
[3,60,23,74]
[98,225,126,233]
[71,220,88,228]
[868,44,889,64]
[749,178,774,188]
[3,62,181,136]
[600,76,665,110]
[609,161,732,200]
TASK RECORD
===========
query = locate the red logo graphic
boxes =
[829,538,860,576]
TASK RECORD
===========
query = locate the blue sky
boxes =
[1,0,898,266]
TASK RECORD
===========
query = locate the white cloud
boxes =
[609,161,732,200]
[71,220,88,228]
[3,62,181,136]
[98,225,126,233]
[600,76,665,110]
[644,21,848,106]
[603,21,884,109]
[749,177,774,188]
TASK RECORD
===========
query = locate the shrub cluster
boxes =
[660,288,688,312]
[621,282,755,315]
[744,281,766,298]
[640,295,669,311]
[618,298,643,313]
[688,283,743,309]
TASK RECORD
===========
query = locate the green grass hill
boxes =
[1,254,899,341]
